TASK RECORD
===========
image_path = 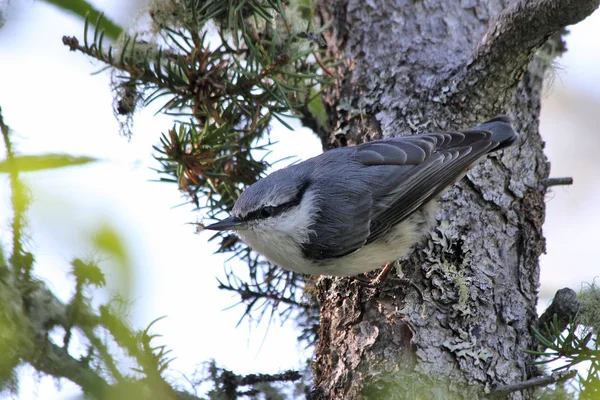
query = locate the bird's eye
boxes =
[260,206,274,218]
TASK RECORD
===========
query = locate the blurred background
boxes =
[0,1,598,398]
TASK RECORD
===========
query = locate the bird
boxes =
[204,116,518,278]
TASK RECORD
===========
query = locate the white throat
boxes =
[237,191,318,270]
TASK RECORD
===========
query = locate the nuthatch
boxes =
[206,116,518,277]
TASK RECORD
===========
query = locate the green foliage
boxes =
[528,315,598,368]
[92,224,134,296]
[71,258,107,288]
[42,0,123,40]
[535,383,576,400]
[0,153,97,173]
[0,280,32,394]
[525,310,600,399]
[0,79,306,400]
[307,87,330,131]
[62,0,332,326]
[577,282,600,336]
[0,109,179,398]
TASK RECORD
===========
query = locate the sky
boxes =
[0,1,599,398]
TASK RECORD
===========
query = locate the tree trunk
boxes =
[311,0,599,398]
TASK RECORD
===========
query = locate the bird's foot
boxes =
[351,263,397,287]
[371,262,394,285]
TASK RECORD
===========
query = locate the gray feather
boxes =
[355,138,433,165]
[300,116,518,259]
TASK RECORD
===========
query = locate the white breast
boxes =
[238,200,438,277]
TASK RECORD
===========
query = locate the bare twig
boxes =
[313,50,334,77]
[491,370,577,396]
[218,281,310,309]
[541,177,574,188]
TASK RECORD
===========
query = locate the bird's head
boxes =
[204,167,315,240]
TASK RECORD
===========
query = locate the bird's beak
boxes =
[204,216,244,231]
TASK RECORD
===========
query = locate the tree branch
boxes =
[491,370,577,396]
[34,339,109,398]
[537,287,580,347]
[33,338,203,400]
[239,370,302,386]
[439,0,600,115]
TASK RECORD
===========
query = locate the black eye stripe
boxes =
[242,179,310,222]
[244,201,296,221]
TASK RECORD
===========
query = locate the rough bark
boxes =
[311,0,599,399]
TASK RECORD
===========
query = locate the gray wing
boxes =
[301,117,517,261]
[359,130,495,244]
[301,183,374,260]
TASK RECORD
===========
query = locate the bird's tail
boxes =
[470,115,519,152]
